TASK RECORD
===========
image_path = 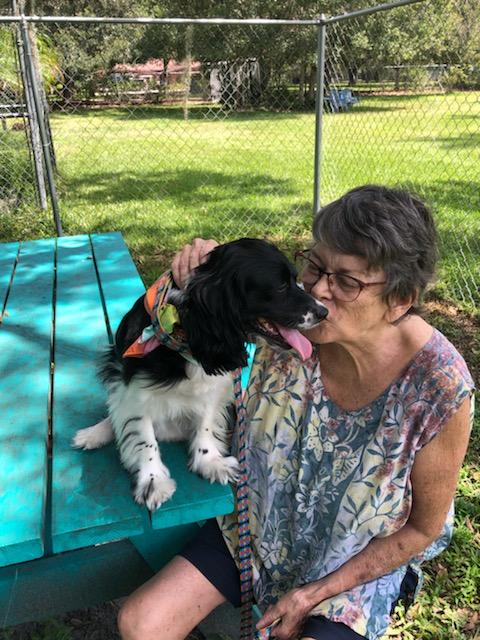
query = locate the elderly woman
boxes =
[118,185,473,640]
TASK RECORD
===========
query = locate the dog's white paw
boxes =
[72,418,113,450]
[72,426,104,450]
[191,455,241,485]
[133,475,177,511]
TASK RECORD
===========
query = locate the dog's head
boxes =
[173,238,327,375]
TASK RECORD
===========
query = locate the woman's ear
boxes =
[385,291,418,324]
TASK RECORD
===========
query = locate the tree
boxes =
[29,1,157,101]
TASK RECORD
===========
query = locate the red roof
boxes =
[112,58,201,76]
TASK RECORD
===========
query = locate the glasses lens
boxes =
[330,274,361,301]
[304,259,322,282]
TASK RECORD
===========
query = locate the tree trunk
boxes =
[298,63,306,105]
[308,64,316,103]
[348,67,357,86]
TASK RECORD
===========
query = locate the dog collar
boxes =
[123,271,197,365]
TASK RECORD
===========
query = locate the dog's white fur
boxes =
[72,238,328,511]
[73,364,238,510]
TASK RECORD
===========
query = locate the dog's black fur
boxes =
[74,238,327,510]
[104,237,327,381]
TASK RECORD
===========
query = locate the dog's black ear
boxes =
[114,295,150,356]
[179,252,249,375]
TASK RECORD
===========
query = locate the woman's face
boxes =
[300,243,389,346]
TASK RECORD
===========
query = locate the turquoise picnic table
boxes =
[0,232,234,627]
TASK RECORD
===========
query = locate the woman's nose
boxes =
[310,274,333,300]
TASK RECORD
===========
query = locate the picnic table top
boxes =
[0,232,234,569]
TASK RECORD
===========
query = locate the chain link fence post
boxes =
[313,16,326,215]
[19,16,62,234]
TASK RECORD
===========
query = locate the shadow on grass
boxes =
[356,91,450,101]
[51,104,310,123]
[60,193,313,285]
[57,165,313,280]
[50,100,416,123]
[411,132,480,150]
[335,104,402,114]
[85,199,313,248]
[406,179,480,307]
[59,168,297,208]
[406,179,480,215]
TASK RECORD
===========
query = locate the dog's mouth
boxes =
[257,320,313,361]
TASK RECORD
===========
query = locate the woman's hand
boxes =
[171,238,219,288]
[256,586,315,640]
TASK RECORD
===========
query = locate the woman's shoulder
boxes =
[410,327,474,391]
[396,326,474,446]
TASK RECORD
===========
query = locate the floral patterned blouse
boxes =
[219,328,474,640]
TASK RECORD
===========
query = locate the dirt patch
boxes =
[2,602,120,640]
[3,602,207,640]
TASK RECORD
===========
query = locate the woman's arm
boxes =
[258,395,472,640]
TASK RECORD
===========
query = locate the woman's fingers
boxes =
[172,238,219,287]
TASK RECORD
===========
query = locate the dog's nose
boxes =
[299,303,328,330]
[314,303,328,320]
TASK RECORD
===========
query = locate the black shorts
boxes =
[179,519,367,640]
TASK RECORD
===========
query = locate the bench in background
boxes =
[324,88,359,112]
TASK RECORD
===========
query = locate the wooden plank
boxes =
[89,232,146,336]
[0,239,55,567]
[51,235,146,554]
[0,539,154,628]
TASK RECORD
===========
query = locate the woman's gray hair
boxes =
[312,185,438,312]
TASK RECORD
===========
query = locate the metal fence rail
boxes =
[0,2,479,310]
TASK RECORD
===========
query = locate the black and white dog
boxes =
[73,238,327,510]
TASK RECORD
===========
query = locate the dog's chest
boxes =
[141,366,233,418]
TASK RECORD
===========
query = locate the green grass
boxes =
[4,92,478,309]
[0,93,478,640]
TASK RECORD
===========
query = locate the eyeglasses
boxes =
[294,250,386,302]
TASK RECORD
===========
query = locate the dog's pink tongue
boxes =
[275,325,313,361]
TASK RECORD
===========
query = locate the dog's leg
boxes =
[72,417,114,450]
[188,398,240,485]
[113,414,176,510]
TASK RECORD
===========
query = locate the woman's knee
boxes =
[117,598,145,640]
[117,597,167,640]
[117,554,225,639]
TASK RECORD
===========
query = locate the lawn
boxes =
[4,92,478,309]
[0,93,478,639]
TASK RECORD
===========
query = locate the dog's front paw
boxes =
[192,455,241,485]
[72,426,104,450]
[72,418,113,450]
[133,474,177,511]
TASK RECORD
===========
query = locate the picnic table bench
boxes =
[0,232,234,628]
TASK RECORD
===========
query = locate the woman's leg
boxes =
[118,555,227,640]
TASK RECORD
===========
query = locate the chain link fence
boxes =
[322,5,480,309]
[0,2,479,311]
[0,24,37,216]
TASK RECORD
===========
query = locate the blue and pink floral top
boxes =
[219,328,474,640]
